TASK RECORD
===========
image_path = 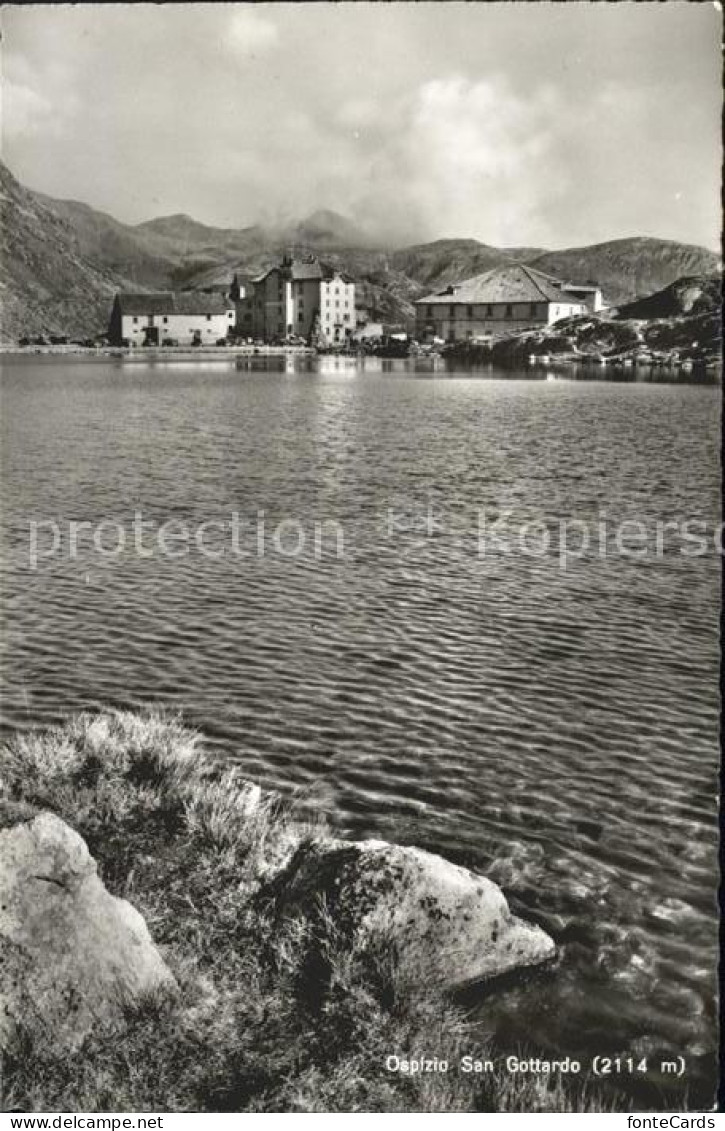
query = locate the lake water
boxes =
[0,354,720,1106]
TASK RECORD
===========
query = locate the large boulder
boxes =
[0,811,176,1050]
[266,837,555,989]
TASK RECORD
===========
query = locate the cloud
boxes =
[0,4,720,249]
[2,80,53,141]
[349,77,563,245]
[226,10,279,55]
[336,98,381,131]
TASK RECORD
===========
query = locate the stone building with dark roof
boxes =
[236,255,355,344]
[108,291,235,346]
[414,264,597,343]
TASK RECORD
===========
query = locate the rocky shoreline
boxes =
[1,710,615,1114]
[0,343,315,360]
[445,276,721,378]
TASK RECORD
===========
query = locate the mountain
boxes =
[135,212,248,245]
[385,236,720,308]
[389,239,514,296]
[613,274,721,319]
[33,195,186,290]
[526,238,720,306]
[135,208,372,253]
[38,199,274,289]
[499,246,550,262]
[1,161,720,340]
[0,163,130,341]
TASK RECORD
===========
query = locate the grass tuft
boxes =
[1,709,620,1113]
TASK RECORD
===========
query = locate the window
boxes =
[298,312,304,322]
[163,317,168,324]
[206,315,212,322]
[486,305,493,316]
[505,305,513,317]
[467,305,473,318]
[133,317,138,324]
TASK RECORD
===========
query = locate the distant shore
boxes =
[0,343,315,360]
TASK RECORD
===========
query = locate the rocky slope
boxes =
[388,238,513,296]
[613,274,721,319]
[1,159,720,340]
[527,238,719,306]
[0,163,131,341]
[35,197,272,292]
[475,309,719,373]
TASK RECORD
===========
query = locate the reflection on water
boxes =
[0,355,720,1106]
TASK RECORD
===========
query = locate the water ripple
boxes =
[0,357,719,1103]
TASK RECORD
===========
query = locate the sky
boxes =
[2,3,722,250]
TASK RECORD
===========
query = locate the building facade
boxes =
[415,265,597,343]
[234,257,356,344]
[109,292,235,346]
[558,283,605,312]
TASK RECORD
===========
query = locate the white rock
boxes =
[0,812,176,1050]
[270,837,555,988]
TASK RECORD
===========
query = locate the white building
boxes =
[415,265,600,343]
[109,292,235,346]
[236,256,356,344]
[558,283,605,312]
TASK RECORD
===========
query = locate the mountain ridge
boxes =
[1,160,720,340]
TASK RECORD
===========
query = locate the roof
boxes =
[115,292,233,316]
[174,292,233,314]
[416,265,587,306]
[230,273,255,289]
[254,258,354,285]
[291,260,323,281]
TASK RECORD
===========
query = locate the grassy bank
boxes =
[1,710,617,1113]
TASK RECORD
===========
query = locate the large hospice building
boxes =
[415,264,603,343]
[233,256,356,344]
